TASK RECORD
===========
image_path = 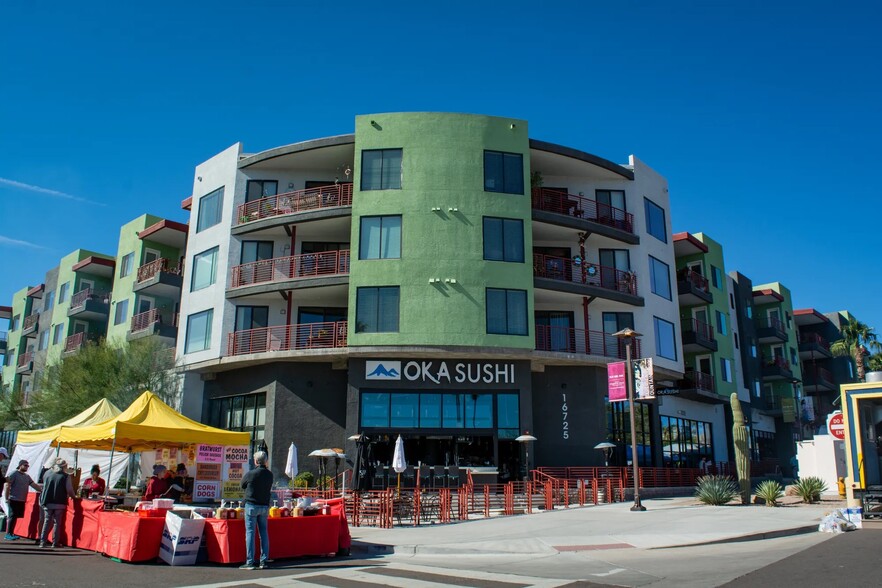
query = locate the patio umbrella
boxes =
[392,435,406,495]
[285,443,298,480]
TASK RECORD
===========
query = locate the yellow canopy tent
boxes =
[16,398,122,444]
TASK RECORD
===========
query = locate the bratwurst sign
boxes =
[367,360,517,385]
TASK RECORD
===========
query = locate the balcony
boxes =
[225,320,347,356]
[681,318,718,353]
[127,308,178,343]
[534,325,640,360]
[756,316,788,343]
[229,250,350,299]
[532,254,643,306]
[233,184,353,234]
[0,331,7,353]
[762,356,794,381]
[803,365,836,392]
[677,371,724,403]
[22,313,39,338]
[798,332,832,360]
[676,268,712,306]
[63,332,100,354]
[133,258,184,299]
[68,288,111,321]
[16,351,33,374]
[531,188,638,244]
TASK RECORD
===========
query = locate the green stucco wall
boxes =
[347,112,535,348]
[1,286,30,389]
[754,281,802,408]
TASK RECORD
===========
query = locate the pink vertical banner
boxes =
[608,361,627,402]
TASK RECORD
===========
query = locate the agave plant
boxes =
[695,475,739,506]
[794,476,828,504]
[755,480,783,507]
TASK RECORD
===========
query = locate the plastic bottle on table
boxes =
[270,500,280,518]
[235,501,245,519]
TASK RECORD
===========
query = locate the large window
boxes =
[661,415,713,468]
[114,299,129,326]
[607,400,652,466]
[483,151,524,194]
[120,252,134,278]
[359,216,401,259]
[184,309,213,353]
[483,217,524,262]
[58,282,69,303]
[43,290,54,311]
[207,392,266,456]
[191,247,219,292]
[360,391,518,433]
[486,288,528,335]
[235,306,268,331]
[716,310,727,335]
[361,149,402,190]
[52,324,63,345]
[245,180,278,203]
[38,329,50,351]
[711,265,722,288]
[720,358,733,382]
[644,197,667,243]
[648,256,671,300]
[355,287,400,333]
[196,187,224,232]
[654,316,677,360]
[12,314,20,331]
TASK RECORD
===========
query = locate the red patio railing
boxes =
[23,313,39,331]
[691,370,715,392]
[677,268,709,292]
[683,317,715,341]
[17,351,33,368]
[230,250,350,288]
[807,365,834,385]
[136,258,182,283]
[799,332,830,351]
[226,320,347,356]
[236,183,353,225]
[535,324,641,359]
[70,287,109,310]
[130,308,176,333]
[64,332,86,353]
[531,188,634,234]
[533,253,638,296]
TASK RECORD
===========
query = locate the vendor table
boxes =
[95,511,166,562]
[12,492,104,551]
[202,514,340,564]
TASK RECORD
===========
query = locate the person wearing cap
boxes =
[144,464,170,501]
[164,463,191,503]
[4,459,42,541]
[81,464,106,498]
[38,458,77,548]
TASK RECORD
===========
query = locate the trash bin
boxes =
[159,510,206,566]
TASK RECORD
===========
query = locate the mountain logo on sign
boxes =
[368,364,399,378]
[366,360,401,380]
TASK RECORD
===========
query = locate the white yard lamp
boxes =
[613,327,646,512]
[515,433,537,481]
[594,441,616,467]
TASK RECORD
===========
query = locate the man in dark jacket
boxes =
[240,450,273,570]
[39,458,76,548]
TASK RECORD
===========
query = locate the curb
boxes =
[650,525,821,550]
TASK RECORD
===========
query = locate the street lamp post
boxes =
[613,327,646,512]
[515,433,537,481]
[594,441,616,467]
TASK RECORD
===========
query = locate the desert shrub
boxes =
[794,476,828,504]
[290,471,315,488]
[755,480,783,506]
[695,475,739,505]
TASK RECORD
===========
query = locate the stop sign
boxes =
[828,413,846,440]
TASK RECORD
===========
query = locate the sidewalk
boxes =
[347,496,835,556]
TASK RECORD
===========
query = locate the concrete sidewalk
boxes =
[347,497,836,556]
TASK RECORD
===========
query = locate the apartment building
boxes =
[175,112,684,477]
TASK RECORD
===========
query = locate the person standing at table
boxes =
[4,459,42,541]
[240,450,273,570]
[144,465,170,501]
[81,464,106,498]
[39,458,76,548]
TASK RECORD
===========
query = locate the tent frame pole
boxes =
[105,436,117,498]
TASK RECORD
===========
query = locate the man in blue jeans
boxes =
[240,450,273,570]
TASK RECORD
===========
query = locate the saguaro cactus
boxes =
[730,393,751,504]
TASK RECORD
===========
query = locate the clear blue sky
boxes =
[2,2,880,331]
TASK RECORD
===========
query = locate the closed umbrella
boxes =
[285,443,298,481]
[392,435,406,495]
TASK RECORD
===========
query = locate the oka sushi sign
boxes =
[366,360,516,385]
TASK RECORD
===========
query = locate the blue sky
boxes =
[2,1,880,332]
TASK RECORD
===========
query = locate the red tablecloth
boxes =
[202,514,340,564]
[95,511,166,562]
[12,492,104,551]
[324,498,352,550]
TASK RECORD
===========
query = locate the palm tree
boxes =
[867,352,882,374]
[830,318,881,382]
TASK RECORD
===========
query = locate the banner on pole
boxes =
[608,362,627,402]
[634,358,655,400]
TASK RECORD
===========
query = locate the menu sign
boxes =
[193,481,220,502]
[195,463,222,481]
[197,444,224,463]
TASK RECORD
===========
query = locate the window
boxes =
[359,216,401,259]
[734,332,739,349]
[120,252,134,278]
[245,180,278,203]
[184,309,213,353]
[235,306,269,331]
[486,288,528,335]
[355,287,400,333]
[720,358,732,382]
[240,241,273,264]
[644,198,667,242]
[754,380,761,397]
[608,401,653,467]
[12,314,20,331]
[660,416,714,468]
[52,324,63,345]
[483,150,524,194]
[58,282,69,303]
[790,347,798,366]
[716,310,727,335]
[196,187,224,232]
[38,329,50,351]
[730,293,735,309]
[746,306,752,319]
[114,299,129,326]
[359,391,518,432]
[207,393,266,456]
[483,217,524,262]
[43,291,55,311]
[649,256,672,300]
[191,247,219,291]
[711,266,722,288]
[361,149,402,190]
[751,344,757,358]
[654,316,677,360]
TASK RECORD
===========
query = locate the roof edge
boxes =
[529,139,635,180]
[238,134,356,169]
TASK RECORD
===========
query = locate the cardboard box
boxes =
[159,510,206,566]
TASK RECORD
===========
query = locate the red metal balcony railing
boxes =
[799,332,830,351]
[676,268,709,293]
[70,287,109,310]
[130,308,177,333]
[226,320,348,356]
[691,371,715,393]
[231,250,351,288]
[807,365,834,385]
[535,325,641,359]
[757,316,785,332]
[17,351,33,368]
[764,356,791,370]
[64,332,86,353]
[23,313,39,331]
[236,184,353,225]
[533,254,638,296]
[683,318,715,341]
[531,188,634,234]
[136,258,183,283]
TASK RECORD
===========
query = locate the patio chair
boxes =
[432,465,446,488]
[418,464,431,488]
[447,465,461,488]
